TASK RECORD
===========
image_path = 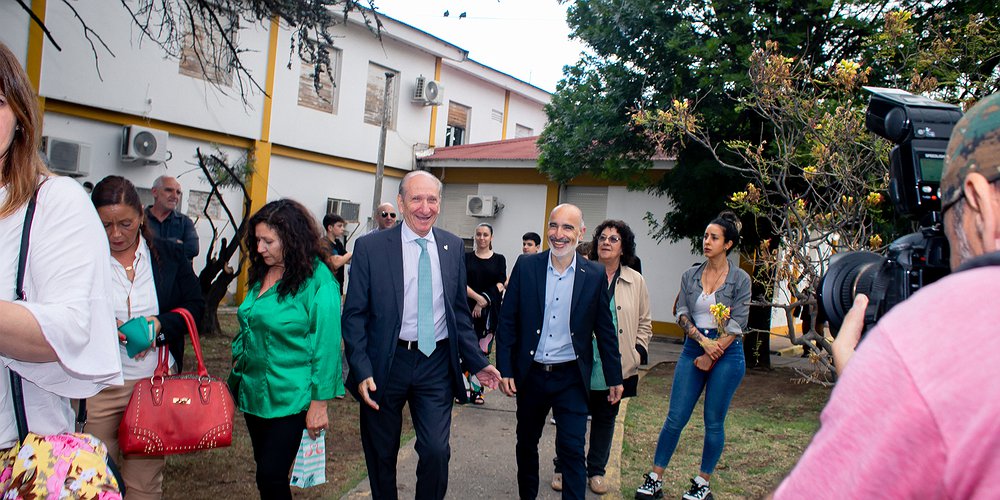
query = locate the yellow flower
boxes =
[709,303,731,330]
[866,192,883,206]
[869,234,883,249]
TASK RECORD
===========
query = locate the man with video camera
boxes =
[773,93,1000,498]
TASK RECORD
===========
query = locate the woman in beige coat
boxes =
[551,219,652,494]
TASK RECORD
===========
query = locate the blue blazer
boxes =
[495,251,623,395]
[342,224,488,404]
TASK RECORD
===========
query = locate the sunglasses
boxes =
[598,235,621,243]
[381,211,397,219]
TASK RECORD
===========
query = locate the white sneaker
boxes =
[634,472,662,499]
[682,477,712,500]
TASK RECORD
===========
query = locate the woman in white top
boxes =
[87,175,205,499]
[0,41,122,449]
[635,211,752,500]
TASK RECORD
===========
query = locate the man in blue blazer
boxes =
[497,203,623,500]
[343,170,502,500]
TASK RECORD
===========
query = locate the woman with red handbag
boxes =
[85,175,205,499]
[635,211,751,500]
[228,199,344,499]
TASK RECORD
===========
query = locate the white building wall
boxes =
[477,183,548,275]
[40,113,247,274]
[0,3,31,60]
[38,2,267,139]
[607,186,702,325]
[438,66,507,144]
[265,155,400,245]
[270,20,441,170]
[505,93,548,137]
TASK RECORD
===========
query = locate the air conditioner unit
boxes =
[413,75,444,106]
[466,195,500,217]
[40,136,91,177]
[121,125,169,163]
[327,198,361,223]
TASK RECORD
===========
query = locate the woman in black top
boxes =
[464,223,506,404]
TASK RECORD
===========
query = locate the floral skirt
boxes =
[0,432,121,499]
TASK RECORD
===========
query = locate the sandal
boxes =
[472,393,485,405]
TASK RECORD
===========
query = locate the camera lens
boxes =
[817,251,884,335]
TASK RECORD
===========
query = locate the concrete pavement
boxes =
[341,337,816,499]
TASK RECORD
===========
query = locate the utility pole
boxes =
[370,72,395,231]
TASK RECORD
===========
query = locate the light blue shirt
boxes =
[534,253,577,363]
[399,223,448,342]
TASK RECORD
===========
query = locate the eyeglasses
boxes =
[381,211,397,219]
[598,235,621,243]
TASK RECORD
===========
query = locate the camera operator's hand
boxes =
[832,294,868,376]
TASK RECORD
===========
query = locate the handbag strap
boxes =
[154,308,209,378]
[9,182,43,442]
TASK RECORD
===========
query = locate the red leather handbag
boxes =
[119,308,236,456]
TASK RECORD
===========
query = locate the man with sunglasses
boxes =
[773,93,1000,498]
[368,202,397,234]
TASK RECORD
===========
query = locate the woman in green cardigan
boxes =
[228,199,344,499]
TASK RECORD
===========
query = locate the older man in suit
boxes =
[343,170,502,500]
[497,203,624,500]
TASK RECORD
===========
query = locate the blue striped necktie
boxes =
[415,238,435,356]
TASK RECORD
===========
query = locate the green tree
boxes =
[541,0,998,372]
[632,12,998,379]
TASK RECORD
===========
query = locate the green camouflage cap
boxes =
[941,92,1000,209]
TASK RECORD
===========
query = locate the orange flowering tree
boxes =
[633,11,999,381]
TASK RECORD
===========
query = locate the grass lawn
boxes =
[161,311,410,499]
[621,362,832,499]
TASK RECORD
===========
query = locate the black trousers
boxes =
[244,411,307,500]
[553,389,621,477]
[515,362,589,500]
[360,341,452,500]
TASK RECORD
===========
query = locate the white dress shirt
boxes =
[109,238,172,380]
[399,223,448,342]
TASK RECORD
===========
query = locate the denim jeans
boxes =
[652,330,745,474]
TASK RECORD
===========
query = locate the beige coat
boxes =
[613,265,653,379]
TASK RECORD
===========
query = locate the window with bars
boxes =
[445,102,470,147]
[363,63,399,128]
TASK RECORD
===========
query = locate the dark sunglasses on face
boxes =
[381,211,397,219]
[598,235,621,243]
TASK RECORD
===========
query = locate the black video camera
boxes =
[817,88,962,335]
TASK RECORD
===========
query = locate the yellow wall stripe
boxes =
[45,99,253,147]
[25,0,46,93]
[272,144,407,177]
[427,57,442,147]
[501,90,510,140]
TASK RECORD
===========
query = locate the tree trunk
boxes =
[744,277,773,371]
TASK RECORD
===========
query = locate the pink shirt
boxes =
[775,266,1000,499]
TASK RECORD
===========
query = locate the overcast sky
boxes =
[370,0,588,93]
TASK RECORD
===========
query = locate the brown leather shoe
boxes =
[589,475,609,494]
[550,473,562,491]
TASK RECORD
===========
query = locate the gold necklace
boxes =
[702,264,728,295]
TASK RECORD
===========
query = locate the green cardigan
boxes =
[228,260,344,418]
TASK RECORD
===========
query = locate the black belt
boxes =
[397,338,448,351]
[532,360,575,372]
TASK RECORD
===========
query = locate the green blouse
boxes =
[228,260,344,418]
